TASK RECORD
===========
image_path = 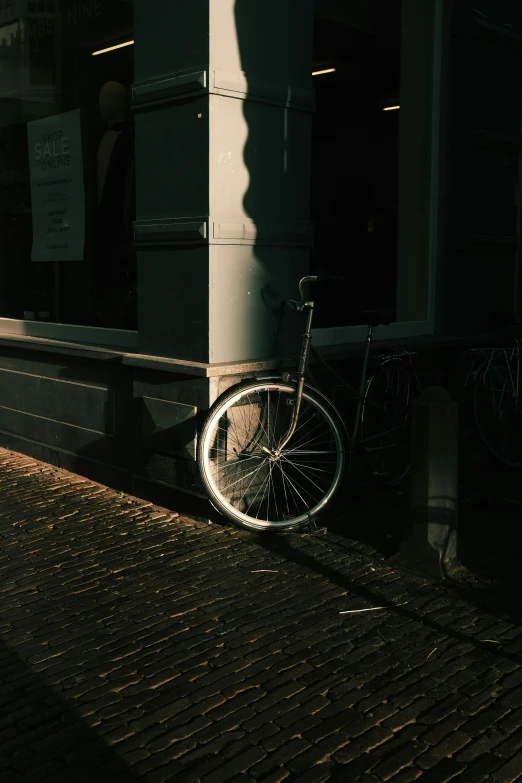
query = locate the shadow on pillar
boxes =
[233,0,310,360]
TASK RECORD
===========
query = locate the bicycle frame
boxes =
[199,275,419,529]
[278,275,377,449]
[484,346,520,409]
[275,276,317,451]
[465,340,521,401]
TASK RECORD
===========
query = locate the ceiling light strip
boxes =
[92,40,134,56]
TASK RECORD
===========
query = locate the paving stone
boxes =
[502,670,522,690]
[241,698,303,732]
[491,749,522,782]
[289,764,332,783]
[176,732,245,766]
[2,448,522,783]
[203,746,267,783]
[372,741,424,781]
[385,769,422,783]
[416,694,466,725]
[302,708,359,743]
[460,686,501,717]
[275,696,331,728]
[341,703,398,738]
[208,689,265,720]
[502,686,522,710]
[333,726,394,763]
[247,769,289,783]
[463,753,506,783]
[464,705,513,737]
[131,698,193,731]
[456,730,505,762]
[414,757,467,783]
[422,712,468,745]
[249,739,310,778]
[384,697,435,732]
[428,731,472,759]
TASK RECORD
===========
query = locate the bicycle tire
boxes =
[473,357,522,467]
[197,379,346,532]
[360,362,421,487]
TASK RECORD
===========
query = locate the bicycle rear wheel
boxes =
[360,362,421,487]
[198,380,346,532]
[473,357,522,467]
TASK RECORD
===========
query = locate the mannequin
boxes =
[97,80,128,203]
[94,80,136,329]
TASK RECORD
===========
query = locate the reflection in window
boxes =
[311,0,401,328]
[0,0,136,330]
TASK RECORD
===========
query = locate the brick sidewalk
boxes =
[1,449,522,783]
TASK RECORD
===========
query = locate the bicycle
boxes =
[197,274,422,532]
[465,319,522,467]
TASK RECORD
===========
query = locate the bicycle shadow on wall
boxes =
[232,0,311,363]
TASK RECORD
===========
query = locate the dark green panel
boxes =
[142,395,197,459]
[0,405,116,457]
[449,144,519,238]
[0,347,133,470]
[135,97,210,220]
[137,246,210,361]
[452,36,522,138]
[448,249,516,333]
[133,370,211,493]
[138,452,201,494]
[0,367,114,435]
[134,0,210,83]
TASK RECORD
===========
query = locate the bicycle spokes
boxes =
[205,387,343,524]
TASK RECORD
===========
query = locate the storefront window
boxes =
[311,0,402,328]
[311,0,437,332]
[0,0,136,330]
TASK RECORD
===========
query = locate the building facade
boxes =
[0,0,520,512]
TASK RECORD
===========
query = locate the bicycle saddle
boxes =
[359,309,396,327]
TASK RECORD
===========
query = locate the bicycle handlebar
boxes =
[316,270,346,285]
[287,273,346,310]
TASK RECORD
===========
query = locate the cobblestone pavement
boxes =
[1,449,522,783]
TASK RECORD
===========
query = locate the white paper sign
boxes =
[27,109,85,262]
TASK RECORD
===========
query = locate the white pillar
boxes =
[134,0,314,363]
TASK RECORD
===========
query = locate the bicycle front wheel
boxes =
[473,357,522,467]
[360,362,421,487]
[198,380,346,532]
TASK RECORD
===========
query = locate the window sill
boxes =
[0,328,509,378]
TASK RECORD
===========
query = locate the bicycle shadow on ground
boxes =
[319,430,522,594]
[0,639,134,781]
[321,464,408,556]
[250,526,522,649]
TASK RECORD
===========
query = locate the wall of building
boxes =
[0,336,269,516]
[1,0,522,514]
[134,0,315,364]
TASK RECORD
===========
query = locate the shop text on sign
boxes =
[48,208,70,235]
[28,110,85,262]
[29,1,103,42]
[34,131,71,171]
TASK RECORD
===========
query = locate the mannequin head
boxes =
[99,80,128,126]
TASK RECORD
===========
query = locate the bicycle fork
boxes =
[262,301,315,459]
